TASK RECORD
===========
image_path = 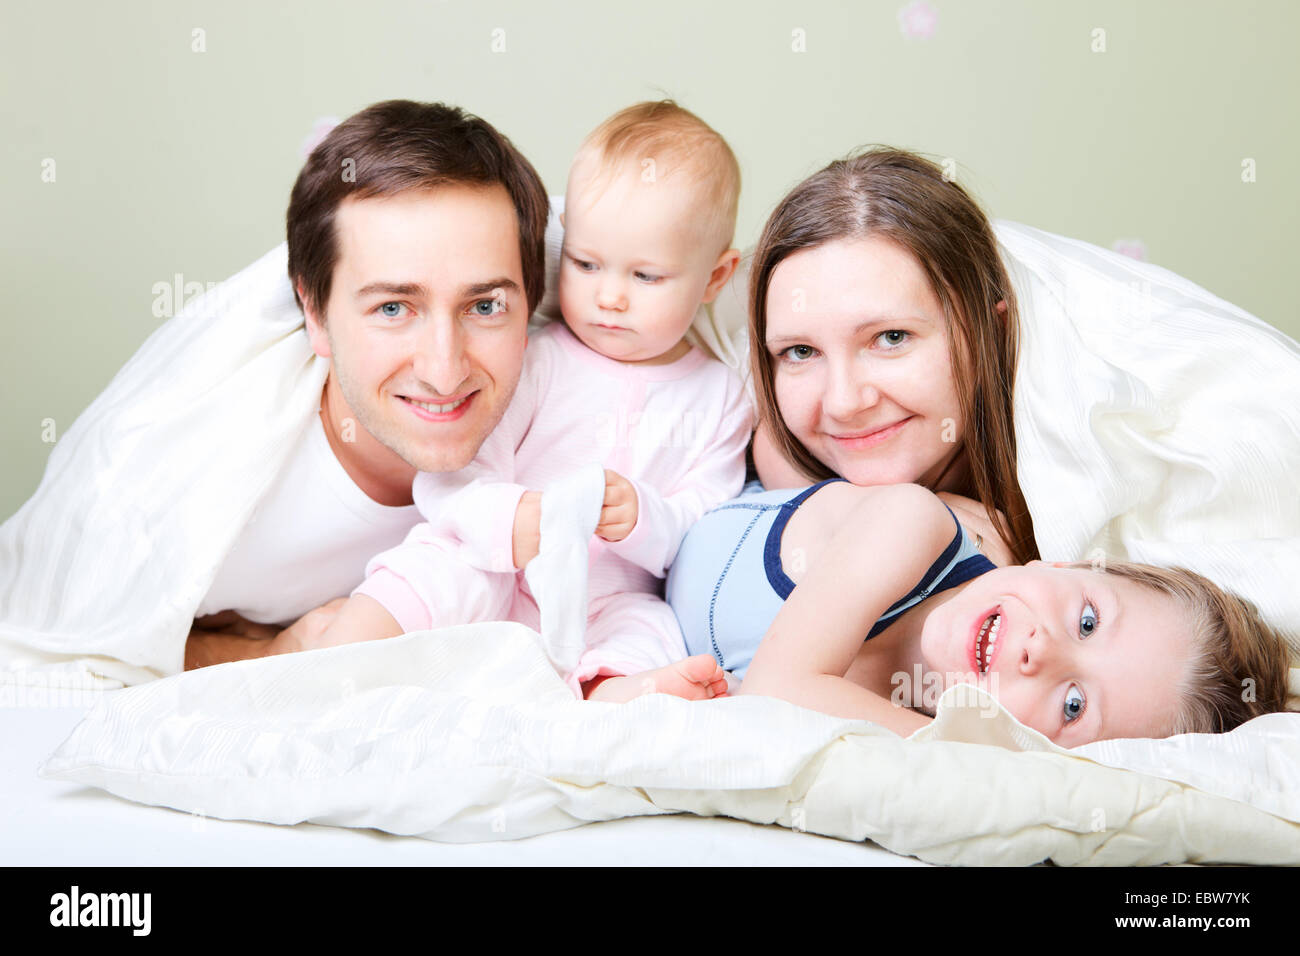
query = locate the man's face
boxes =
[303,184,529,473]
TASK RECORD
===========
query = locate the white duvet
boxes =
[8,204,1300,864]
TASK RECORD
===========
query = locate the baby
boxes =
[306,101,754,701]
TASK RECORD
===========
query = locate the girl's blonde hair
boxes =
[1071,560,1295,735]
[749,147,1038,564]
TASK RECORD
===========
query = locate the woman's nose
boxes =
[823,359,880,421]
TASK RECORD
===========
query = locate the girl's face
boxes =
[764,236,967,489]
[919,563,1194,746]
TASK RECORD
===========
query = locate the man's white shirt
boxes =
[195,413,419,625]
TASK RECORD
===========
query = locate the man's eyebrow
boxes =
[353,278,521,300]
[461,277,521,298]
[354,281,428,300]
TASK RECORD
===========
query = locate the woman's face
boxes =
[764,236,967,489]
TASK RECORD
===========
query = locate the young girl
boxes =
[668,477,1293,744]
[294,101,753,702]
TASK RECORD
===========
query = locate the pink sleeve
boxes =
[408,348,541,573]
[605,384,755,578]
[351,568,432,634]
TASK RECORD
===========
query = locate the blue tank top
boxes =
[666,478,997,679]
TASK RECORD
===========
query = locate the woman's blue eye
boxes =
[778,344,817,363]
[378,302,405,318]
[878,330,909,348]
[1064,684,1086,723]
[1079,602,1099,637]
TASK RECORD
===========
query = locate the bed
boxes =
[3,209,1300,866]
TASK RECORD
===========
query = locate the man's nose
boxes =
[823,355,880,421]
[410,315,471,396]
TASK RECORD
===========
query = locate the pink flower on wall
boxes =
[300,116,341,160]
[1111,238,1148,262]
[898,1,938,40]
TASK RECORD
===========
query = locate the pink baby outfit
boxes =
[352,321,755,695]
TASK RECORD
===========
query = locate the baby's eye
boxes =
[777,344,817,363]
[1079,602,1099,638]
[876,329,910,348]
[377,302,407,319]
[569,256,596,272]
[1063,684,1086,723]
[634,271,662,283]
[469,297,506,317]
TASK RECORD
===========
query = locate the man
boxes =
[0,100,551,681]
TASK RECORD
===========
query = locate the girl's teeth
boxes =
[977,613,1001,672]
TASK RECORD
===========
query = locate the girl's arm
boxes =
[751,417,820,490]
[739,483,955,736]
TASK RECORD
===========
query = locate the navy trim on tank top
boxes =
[759,476,998,641]
[762,478,847,596]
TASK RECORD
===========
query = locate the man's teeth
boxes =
[407,397,466,413]
[977,613,1001,673]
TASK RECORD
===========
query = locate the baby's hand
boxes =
[596,469,637,542]
[512,490,543,569]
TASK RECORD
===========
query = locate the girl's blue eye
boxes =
[1064,684,1086,723]
[778,344,817,363]
[378,302,405,318]
[878,329,909,348]
[1079,602,1099,638]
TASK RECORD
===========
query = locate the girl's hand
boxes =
[934,492,1013,567]
[596,469,638,542]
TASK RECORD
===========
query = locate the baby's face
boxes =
[918,562,1195,746]
[559,158,728,365]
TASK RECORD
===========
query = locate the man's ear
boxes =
[995,299,1008,320]
[701,248,742,304]
[298,282,332,359]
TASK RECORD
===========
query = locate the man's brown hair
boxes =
[287,100,549,318]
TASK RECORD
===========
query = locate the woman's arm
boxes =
[739,483,954,736]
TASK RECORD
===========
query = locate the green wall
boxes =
[3,0,1296,520]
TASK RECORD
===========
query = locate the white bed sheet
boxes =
[1,696,929,867]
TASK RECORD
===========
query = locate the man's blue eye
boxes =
[1064,684,1086,722]
[379,302,404,318]
[1079,602,1099,637]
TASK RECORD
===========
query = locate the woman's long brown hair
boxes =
[749,148,1039,563]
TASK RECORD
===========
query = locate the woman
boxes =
[664,147,1292,739]
[743,149,1034,566]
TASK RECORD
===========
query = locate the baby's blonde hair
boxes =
[571,99,741,255]
[1069,561,1295,736]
